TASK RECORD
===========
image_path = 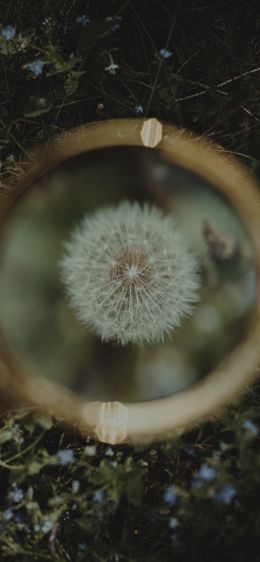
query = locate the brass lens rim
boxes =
[0,118,260,444]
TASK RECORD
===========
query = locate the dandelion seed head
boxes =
[60,201,201,346]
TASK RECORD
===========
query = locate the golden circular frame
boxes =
[0,118,260,445]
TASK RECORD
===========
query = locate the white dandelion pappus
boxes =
[60,201,201,346]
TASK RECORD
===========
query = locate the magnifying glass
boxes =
[0,118,259,444]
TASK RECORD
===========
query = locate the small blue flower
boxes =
[216,484,236,505]
[41,518,54,534]
[159,48,173,59]
[106,16,122,32]
[191,478,203,491]
[1,25,16,41]
[135,105,144,115]
[78,542,87,551]
[13,511,26,525]
[105,62,119,75]
[169,516,179,529]
[76,15,90,26]
[112,22,121,32]
[243,419,258,436]
[93,489,105,503]
[9,487,23,503]
[72,479,80,494]
[105,447,114,457]
[182,445,197,458]
[3,508,13,521]
[28,60,44,77]
[57,448,74,466]
[163,486,178,506]
[197,463,217,481]
[84,444,96,456]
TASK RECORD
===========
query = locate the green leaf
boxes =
[23,96,53,118]
[97,458,146,506]
[125,458,146,507]
[0,429,13,444]
[33,414,53,430]
[27,460,43,475]
[64,70,85,96]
